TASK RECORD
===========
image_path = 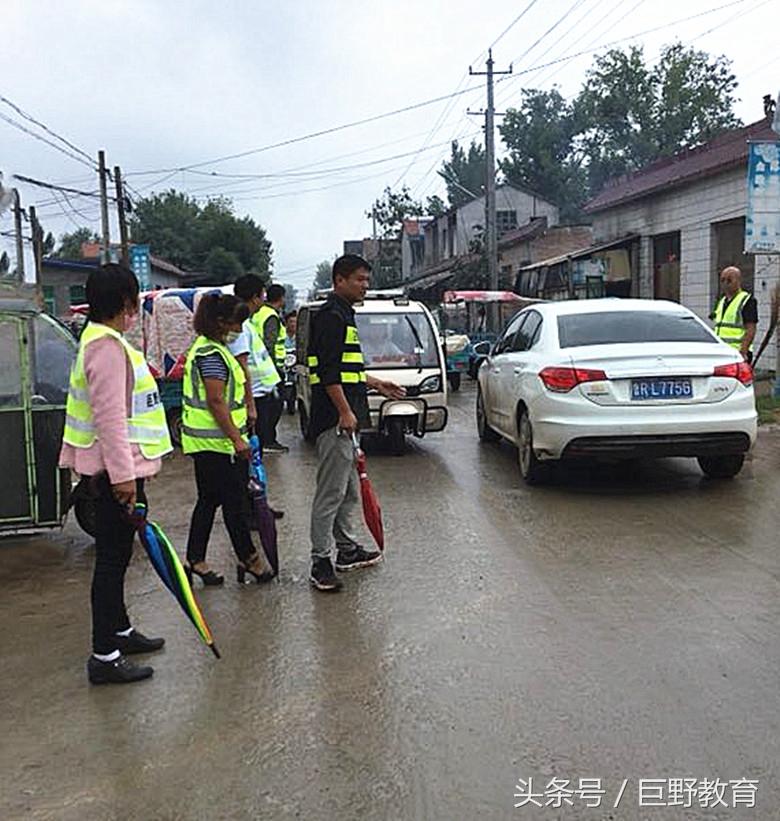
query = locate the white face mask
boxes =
[225,331,241,344]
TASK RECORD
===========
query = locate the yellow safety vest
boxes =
[63,322,172,460]
[713,290,754,351]
[253,304,287,368]
[181,336,248,455]
[308,324,367,386]
[244,319,280,392]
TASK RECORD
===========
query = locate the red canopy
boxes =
[443,290,524,303]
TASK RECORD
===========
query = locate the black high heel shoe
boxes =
[237,554,275,585]
[185,564,224,587]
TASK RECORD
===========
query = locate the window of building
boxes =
[42,286,55,315]
[712,218,754,301]
[653,231,681,302]
[68,285,86,306]
[497,210,518,236]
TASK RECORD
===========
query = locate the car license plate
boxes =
[631,378,692,400]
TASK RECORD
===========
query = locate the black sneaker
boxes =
[310,557,343,592]
[87,654,154,685]
[114,629,165,655]
[335,545,383,572]
[264,442,289,454]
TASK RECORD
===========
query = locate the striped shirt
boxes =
[197,353,229,381]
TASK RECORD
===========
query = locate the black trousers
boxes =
[90,476,147,655]
[186,452,254,565]
[255,392,282,448]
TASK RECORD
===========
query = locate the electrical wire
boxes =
[490,0,543,50]
[0,111,95,170]
[0,94,95,166]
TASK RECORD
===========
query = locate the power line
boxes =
[507,0,591,67]
[12,173,104,200]
[122,0,751,187]
[0,95,95,166]
[0,111,95,169]
[490,0,543,49]
[528,0,645,90]
[492,0,753,93]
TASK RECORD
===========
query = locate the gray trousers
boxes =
[310,426,362,559]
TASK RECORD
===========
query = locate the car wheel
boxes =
[476,386,499,442]
[386,418,406,455]
[448,372,461,392]
[517,408,547,485]
[697,454,745,479]
[299,401,315,443]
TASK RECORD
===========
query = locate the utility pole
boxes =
[12,188,25,282]
[28,205,43,286]
[114,165,129,266]
[470,49,512,330]
[97,150,111,263]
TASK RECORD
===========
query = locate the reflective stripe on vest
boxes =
[62,322,172,460]
[254,304,287,368]
[308,324,367,386]
[714,290,753,350]
[245,320,280,391]
[181,336,248,455]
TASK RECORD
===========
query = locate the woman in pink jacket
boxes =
[60,264,172,685]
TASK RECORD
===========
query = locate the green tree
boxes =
[54,227,98,259]
[196,197,272,276]
[313,259,332,291]
[367,186,423,239]
[499,43,741,219]
[499,88,588,222]
[438,139,486,207]
[43,232,56,255]
[425,194,447,217]
[577,44,740,195]
[129,191,199,268]
[129,190,272,282]
[203,247,244,282]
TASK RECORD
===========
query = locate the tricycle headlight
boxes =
[419,375,441,393]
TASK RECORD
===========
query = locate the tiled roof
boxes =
[585,118,778,213]
[498,217,548,248]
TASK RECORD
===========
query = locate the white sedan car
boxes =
[476,299,757,483]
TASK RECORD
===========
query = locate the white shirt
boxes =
[228,324,276,398]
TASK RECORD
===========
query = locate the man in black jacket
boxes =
[307,255,404,592]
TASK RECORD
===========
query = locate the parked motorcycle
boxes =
[282,352,296,415]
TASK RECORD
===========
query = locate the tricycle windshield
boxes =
[356,312,439,369]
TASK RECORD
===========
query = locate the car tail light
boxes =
[539,366,608,393]
[713,361,753,386]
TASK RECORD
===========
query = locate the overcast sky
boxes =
[2,0,778,293]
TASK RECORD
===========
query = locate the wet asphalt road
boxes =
[1,381,779,821]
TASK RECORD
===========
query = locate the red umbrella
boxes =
[351,434,385,551]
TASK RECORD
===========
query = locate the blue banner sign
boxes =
[745,141,780,254]
[130,244,152,290]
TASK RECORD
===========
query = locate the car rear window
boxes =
[557,311,716,348]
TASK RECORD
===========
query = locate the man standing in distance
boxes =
[252,283,288,452]
[307,255,404,592]
[712,266,758,363]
